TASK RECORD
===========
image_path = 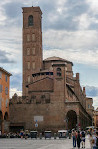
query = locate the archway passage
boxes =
[0,111,3,132]
[4,112,9,133]
[66,110,77,130]
[4,112,8,121]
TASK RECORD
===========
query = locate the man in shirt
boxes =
[92,131,98,149]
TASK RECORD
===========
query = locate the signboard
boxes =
[34,116,43,122]
[35,123,38,127]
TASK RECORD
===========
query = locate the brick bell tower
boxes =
[22,7,43,96]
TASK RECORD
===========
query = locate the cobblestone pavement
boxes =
[0,136,91,149]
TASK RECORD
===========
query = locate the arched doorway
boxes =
[4,112,8,121]
[66,110,77,130]
[4,112,9,133]
[0,111,3,133]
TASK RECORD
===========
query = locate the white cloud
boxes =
[93,96,98,110]
[87,0,98,14]
[43,29,98,67]
[56,0,67,14]
[43,29,98,49]
[10,88,22,98]
[43,48,98,67]
[10,68,21,74]
[76,14,91,30]
[0,26,22,64]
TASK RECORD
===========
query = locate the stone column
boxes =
[4,120,10,133]
[77,115,80,130]
[1,120,4,134]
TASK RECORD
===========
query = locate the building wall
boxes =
[9,95,92,131]
[86,97,94,117]
[9,101,66,132]
[0,71,10,118]
[9,61,92,131]
[10,63,68,131]
[0,69,11,133]
[43,60,73,78]
[94,108,98,127]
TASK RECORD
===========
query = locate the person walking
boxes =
[89,133,93,149]
[72,129,77,148]
[92,131,98,149]
[20,130,24,139]
[81,129,86,148]
[77,131,81,149]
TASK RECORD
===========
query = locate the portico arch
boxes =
[66,110,77,130]
[0,111,3,120]
[4,112,9,121]
[0,111,3,133]
[4,112,9,133]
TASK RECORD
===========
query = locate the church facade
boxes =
[9,6,93,132]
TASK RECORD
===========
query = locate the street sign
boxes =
[35,123,38,127]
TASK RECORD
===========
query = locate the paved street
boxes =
[0,136,91,149]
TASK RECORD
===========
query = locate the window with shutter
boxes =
[5,87,8,95]
[6,99,8,108]
[0,72,2,79]
[0,85,2,93]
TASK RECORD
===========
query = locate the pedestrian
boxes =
[20,130,24,139]
[92,131,98,149]
[81,129,86,148]
[72,129,76,148]
[68,130,71,139]
[77,131,81,149]
[89,133,93,149]
[25,130,28,139]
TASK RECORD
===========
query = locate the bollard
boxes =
[39,133,42,139]
[54,133,56,139]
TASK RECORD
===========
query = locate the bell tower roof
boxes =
[22,6,42,14]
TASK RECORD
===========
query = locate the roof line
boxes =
[0,67,12,76]
[43,56,73,65]
[26,76,53,87]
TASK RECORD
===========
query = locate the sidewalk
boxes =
[0,135,91,149]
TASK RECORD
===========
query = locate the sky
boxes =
[0,0,98,109]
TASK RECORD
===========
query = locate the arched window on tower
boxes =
[28,15,33,26]
[57,68,62,76]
